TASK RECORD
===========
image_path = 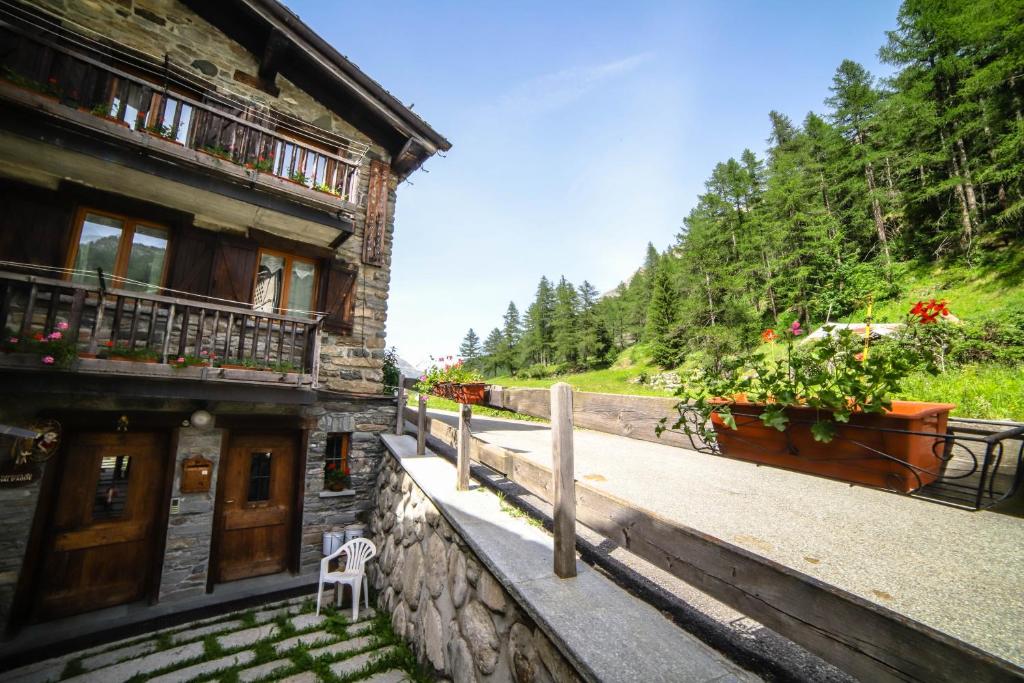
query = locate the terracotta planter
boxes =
[710,400,955,493]
[78,352,97,359]
[217,363,250,371]
[451,383,487,405]
[326,478,349,492]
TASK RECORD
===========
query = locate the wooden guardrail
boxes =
[485,385,702,449]
[401,402,1023,683]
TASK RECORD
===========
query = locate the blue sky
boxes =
[288,0,901,370]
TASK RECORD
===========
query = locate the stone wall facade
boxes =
[368,454,582,683]
[29,0,401,394]
[159,425,224,601]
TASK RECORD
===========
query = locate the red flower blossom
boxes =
[326,462,336,471]
[760,329,777,343]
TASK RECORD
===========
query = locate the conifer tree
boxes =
[459,328,481,360]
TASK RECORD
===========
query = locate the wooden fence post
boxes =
[551,382,577,578]
[395,374,406,435]
[457,403,471,490]
[416,394,428,455]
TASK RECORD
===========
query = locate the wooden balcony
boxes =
[0,4,367,215]
[0,270,322,390]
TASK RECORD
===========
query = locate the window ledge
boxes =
[318,489,356,498]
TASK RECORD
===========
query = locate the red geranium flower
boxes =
[760,329,777,343]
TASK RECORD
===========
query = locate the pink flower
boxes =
[57,321,69,331]
[41,355,55,365]
[200,350,208,356]
[177,357,185,363]
[8,337,17,344]
[419,374,427,381]
[789,321,803,336]
[48,331,62,340]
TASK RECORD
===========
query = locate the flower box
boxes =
[106,355,158,364]
[450,382,487,405]
[710,400,955,493]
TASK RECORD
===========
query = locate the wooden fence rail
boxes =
[401,403,1022,683]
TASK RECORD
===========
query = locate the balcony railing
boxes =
[0,2,366,203]
[0,269,322,387]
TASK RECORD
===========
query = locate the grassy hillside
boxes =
[487,257,1024,422]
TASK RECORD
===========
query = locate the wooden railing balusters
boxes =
[289,321,298,367]
[145,299,158,348]
[210,310,220,359]
[177,306,191,357]
[110,295,125,347]
[88,291,105,355]
[224,312,235,360]
[196,308,207,356]
[128,297,141,346]
[43,286,58,333]
[19,283,37,338]
[0,282,10,332]
[161,303,175,363]
[263,319,272,365]
[67,288,86,345]
[276,319,285,365]
[236,314,247,359]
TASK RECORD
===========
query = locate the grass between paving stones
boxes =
[114,603,425,682]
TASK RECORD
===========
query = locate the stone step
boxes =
[328,646,397,678]
[277,672,317,683]
[147,650,256,683]
[63,641,205,683]
[237,657,293,682]
[289,613,327,631]
[273,628,339,654]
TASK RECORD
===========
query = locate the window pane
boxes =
[124,225,168,292]
[247,452,272,502]
[176,104,193,144]
[72,214,123,286]
[287,260,316,314]
[254,254,285,312]
[93,455,132,520]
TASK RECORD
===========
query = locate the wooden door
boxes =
[35,432,168,620]
[214,433,296,583]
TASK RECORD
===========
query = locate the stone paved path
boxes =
[426,408,1024,669]
[4,595,413,683]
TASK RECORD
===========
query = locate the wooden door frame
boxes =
[207,425,308,592]
[6,421,176,632]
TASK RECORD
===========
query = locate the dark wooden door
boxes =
[214,433,297,583]
[35,432,168,620]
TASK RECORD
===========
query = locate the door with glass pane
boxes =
[214,433,297,583]
[34,432,168,620]
[253,249,317,316]
[67,209,169,292]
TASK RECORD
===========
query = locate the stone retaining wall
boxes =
[368,453,582,683]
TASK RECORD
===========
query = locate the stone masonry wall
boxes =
[299,399,396,573]
[368,454,582,683]
[30,0,402,394]
[159,425,224,601]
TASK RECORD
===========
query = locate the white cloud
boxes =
[490,52,654,118]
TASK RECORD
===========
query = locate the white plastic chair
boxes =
[316,537,377,619]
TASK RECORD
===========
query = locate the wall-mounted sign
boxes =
[181,455,213,493]
[0,419,61,488]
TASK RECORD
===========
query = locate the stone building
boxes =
[0,0,448,643]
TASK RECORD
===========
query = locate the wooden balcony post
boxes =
[416,394,428,456]
[551,382,577,578]
[457,403,471,490]
[395,374,406,435]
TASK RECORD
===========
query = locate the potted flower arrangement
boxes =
[101,341,161,363]
[287,170,311,187]
[168,352,213,369]
[199,144,236,162]
[313,181,340,197]
[89,102,130,128]
[416,357,487,404]
[145,122,182,144]
[3,323,78,369]
[324,461,350,491]
[246,153,275,172]
[658,301,956,493]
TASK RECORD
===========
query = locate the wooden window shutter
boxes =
[167,227,214,296]
[319,262,358,334]
[361,160,390,266]
[208,235,258,304]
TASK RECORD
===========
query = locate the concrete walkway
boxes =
[427,409,1024,669]
[3,596,405,683]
